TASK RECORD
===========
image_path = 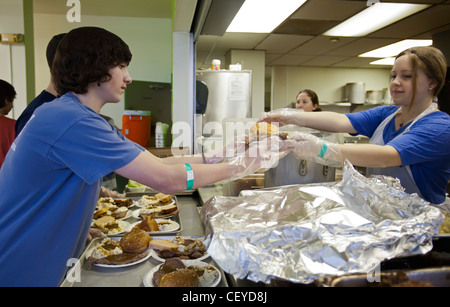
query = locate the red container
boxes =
[122,110,151,147]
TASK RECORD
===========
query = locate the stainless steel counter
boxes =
[61,194,228,287]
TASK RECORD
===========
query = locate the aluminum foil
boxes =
[200,161,444,284]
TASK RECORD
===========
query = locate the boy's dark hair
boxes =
[46,33,66,69]
[51,27,132,95]
[0,79,16,108]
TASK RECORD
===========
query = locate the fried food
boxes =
[120,227,151,254]
[158,268,199,287]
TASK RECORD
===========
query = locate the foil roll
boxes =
[201,161,444,284]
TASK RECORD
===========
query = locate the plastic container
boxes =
[211,59,221,70]
[155,122,169,148]
[122,110,151,147]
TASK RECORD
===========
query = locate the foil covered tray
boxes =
[201,161,444,285]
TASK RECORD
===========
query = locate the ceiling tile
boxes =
[255,34,313,53]
[325,38,399,57]
[368,4,450,38]
[290,0,366,21]
[274,19,339,35]
[290,35,357,55]
[301,55,350,67]
[268,54,315,66]
[214,33,268,51]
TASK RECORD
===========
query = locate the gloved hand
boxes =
[226,135,293,181]
[287,132,343,167]
[203,134,249,164]
[258,108,307,127]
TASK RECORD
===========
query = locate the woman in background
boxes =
[295,89,321,112]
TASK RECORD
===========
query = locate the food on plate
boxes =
[86,236,150,268]
[134,215,179,233]
[113,198,134,207]
[89,252,149,267]
[120,227,151,254]
[149,238,179,252]
[152,258,219,287]
[97,197,134,207]
[158,268,199,287]
[93,203,128,219]
[138,195,160,207]
[93,215,129,235]
[138,204,178,219]
[88,238,123,260]
[135,215,159,232]
[149,237,206,260]
[155,192,172,203]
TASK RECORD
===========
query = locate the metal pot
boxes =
[264,128,337,188]
[365,90,383,105]
[345,82,365,105]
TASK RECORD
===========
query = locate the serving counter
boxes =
[61,193,227,287]
[62,183,450,287]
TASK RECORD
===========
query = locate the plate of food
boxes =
[131,216,180,234]
[136,193,175,209]
[85,229,152,268]
[143,258,221,287]
[131,205,178,219]
[92,216,132,236]
[149,236,209,262]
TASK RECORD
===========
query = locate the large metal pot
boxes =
[264,127,337,188]
[365,90,383,105]
[345,82,365,105]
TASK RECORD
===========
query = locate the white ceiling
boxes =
[33,0,450,69]
[196,0,450,68]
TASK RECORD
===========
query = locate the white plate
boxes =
[130,219,180,234]
[131,207,178,219]
[150,237,209,262]
[136,197,175,209]
[85,238,151,268]
[105,220,132,236]
[143,260,221,287]
[93,251,151,268]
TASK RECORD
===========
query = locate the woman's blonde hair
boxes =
[395,46,447,108]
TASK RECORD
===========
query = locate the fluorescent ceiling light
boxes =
[323,3,429,37]
[359,39,433,58]
[226,0,307,33]
[370,57,395,66]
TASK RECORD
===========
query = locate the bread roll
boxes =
[158,268,199,287]
[250,122,279,139]
[120,228,151,253]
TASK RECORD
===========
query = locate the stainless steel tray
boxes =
[61,236,228,287]
[93,195,182,237]
[324,267,450,287]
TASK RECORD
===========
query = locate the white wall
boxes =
[271,66,391,110]
[33,13,172,128]
[0,0,27,119]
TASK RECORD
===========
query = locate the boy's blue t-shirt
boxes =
[346,105,450,204]
[0,93,143,286]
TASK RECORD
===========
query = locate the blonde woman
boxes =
[260,46,449,205]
